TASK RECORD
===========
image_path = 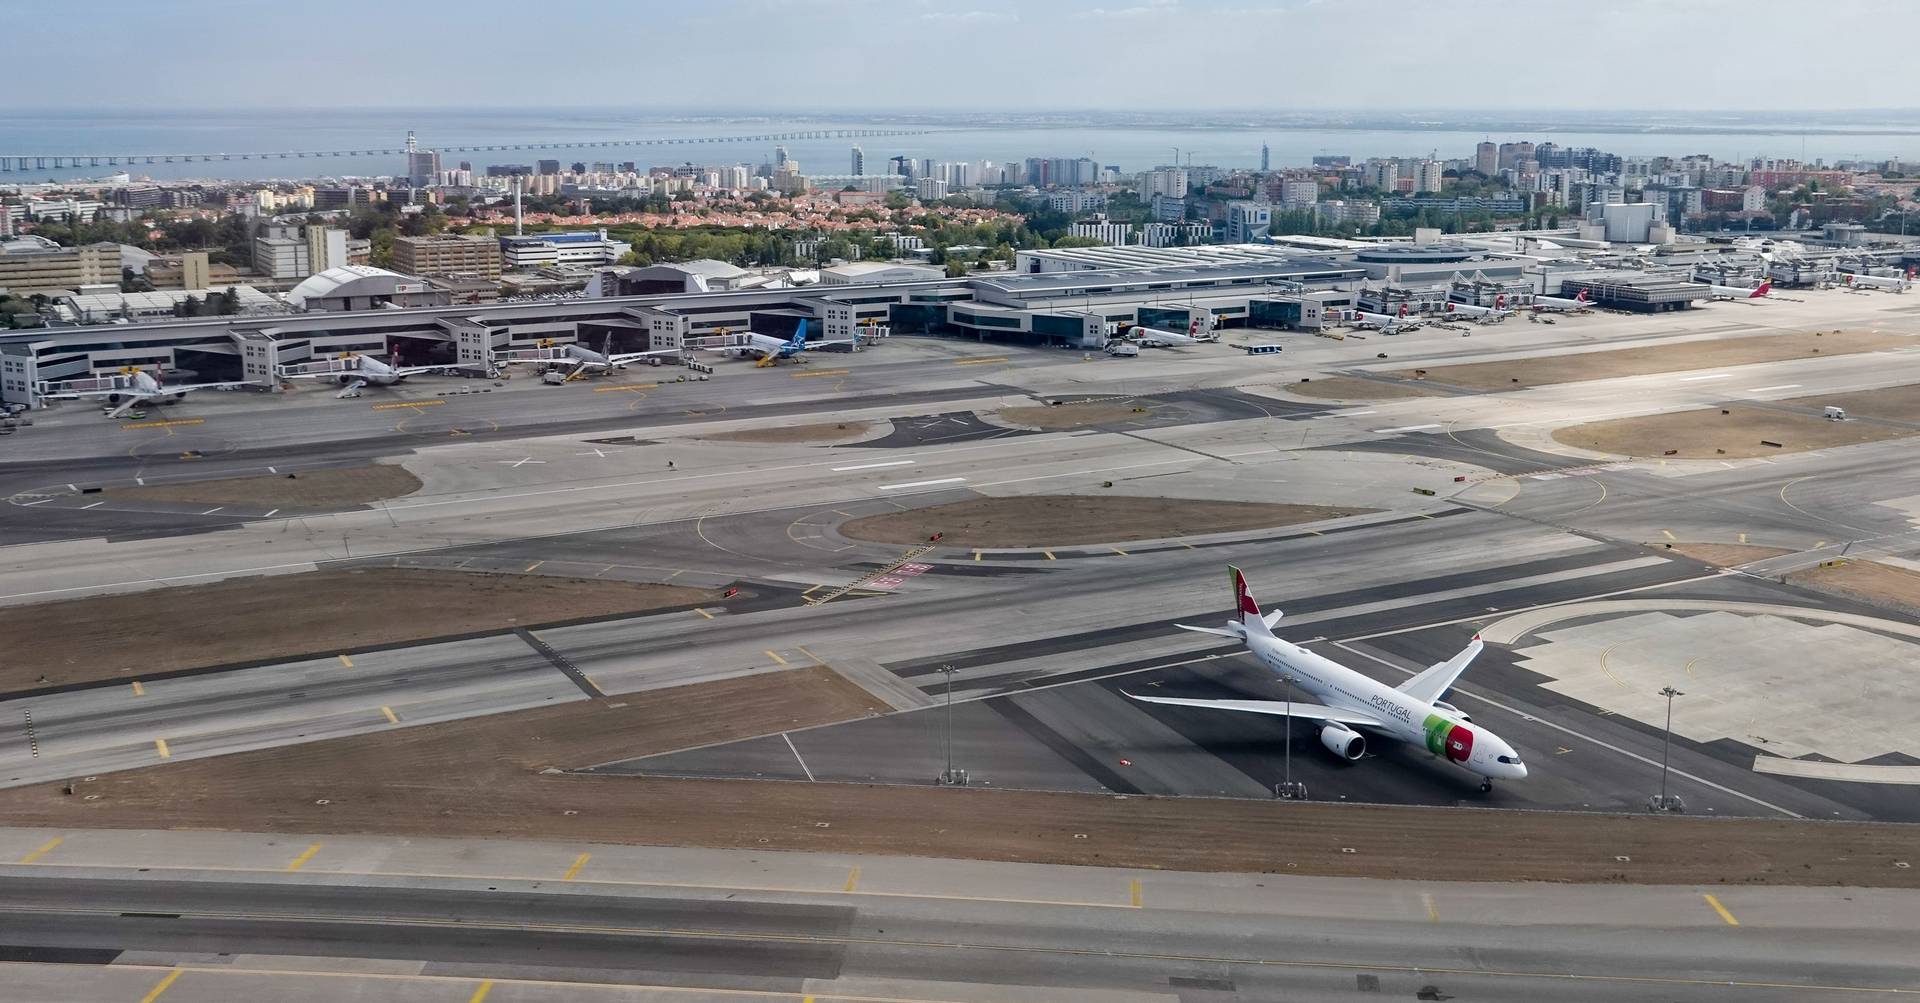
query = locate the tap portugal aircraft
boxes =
[1125,566,1528,792]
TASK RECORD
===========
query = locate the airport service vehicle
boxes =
[277,353,453,397]
[1444,296,1511,322]
[1708,279,1771,301]
[1105,340,1140,357]
[1843,272,1911,293]
[1530,289,1591,313]
[703,320,854,366]
[39,368,252,418]
[1126,566,1528,792]
[1244,344,1282,356]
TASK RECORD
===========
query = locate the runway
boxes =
[0,828,1916,1002]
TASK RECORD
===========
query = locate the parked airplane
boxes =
[1353,304,1424,333]
[1134,326,1200,347]
[39,368,251,418]
[1530,289,1591,313]
[1843,272,1911,293]
[494,340,681,381]
[1444,295,1511,322]
[1125,566,1528,793]
[277,354,454,397]
[1708,279,1771,301]
[705,320,854,365]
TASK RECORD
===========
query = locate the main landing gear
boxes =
[1479,779,1494,793]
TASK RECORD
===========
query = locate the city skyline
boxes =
[6,0,1915,112]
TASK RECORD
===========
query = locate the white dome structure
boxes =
[286,265,436,312]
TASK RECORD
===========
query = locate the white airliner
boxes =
[1353,305,1424,333]
[39,368,250,418]
[1708,279,1771,301]
[1843,272,1911,293]
[1530,289,1590,313]
[1444,295,1511,322]
[494,341,682,381]
[1134,326,1200,347]
[277,354,453,397]
[1126,566,1528,793]
[704,320,855,365]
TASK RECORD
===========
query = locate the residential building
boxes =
[1412,159,1445,194]
[1142,168,1189,198]
[1496,141,1535,172]
[394,233,504,281]
[180,251,210,292]
[25,198,104,223]
[1225,201,1272,243]
[1364,160,1398,191]
[1138,222,1210,247]
[1150,193,1188,221]
[1279,179,1318,208]
[1069,217,1133,246]
[0,237,119,295]
[252,225,316,280]
[916,178,948,201]
[850,145,865,176]
[1475,142,1498,176]
[499,229,631,271]
[306,227,348,275]
[1047,190,1106,213]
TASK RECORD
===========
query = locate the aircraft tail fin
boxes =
[789,320,809,350]
[1752,280,1771,297]
[1228,565,1276,637]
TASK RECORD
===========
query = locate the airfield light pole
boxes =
[1276,672,1307,800]
[938,664,965,786]
[1653,686,1684,813]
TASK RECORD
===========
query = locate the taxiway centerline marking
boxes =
[18,837,62,864]
[879,477,966,490]
[285,843,323,872]
[1703,894,1740,926]
[563,853,591,881]
[844,867,860,893]
[766,649,789,666]
[131,680,145,696]
[138,969,183,1003]
[466,979,494,1003]
[154,739,170,759]
[381,706,399,725]
[338,654,354,669]
[792,369,850,379]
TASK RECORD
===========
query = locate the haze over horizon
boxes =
[6,0,1910,113]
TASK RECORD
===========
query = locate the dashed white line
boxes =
[879,477,967,491]
[80,502,103,510]
[1372,424,1443,434]
[200,507,224,515]
[1678,373,1732,382]
[262,509,279,518]
[1343,410,1378,417]
[1745,384,1803,393]
[782,732,817,782]
[20,498,52,507]
[832,460,915,472]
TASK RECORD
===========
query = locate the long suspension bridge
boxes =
[0,128,939,172]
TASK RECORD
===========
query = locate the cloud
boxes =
[1090,0,1177,16]
[920,9,1016,22]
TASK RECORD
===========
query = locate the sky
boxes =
[4,0,1914,113]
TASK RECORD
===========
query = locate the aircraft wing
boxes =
[391,364,452,376]
[606,349,681,365]
[1396,637,1484,705]
[1122,691,1386,728]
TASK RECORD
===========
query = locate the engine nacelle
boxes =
[1319,723,1366,760]
[1433,701,1470,723]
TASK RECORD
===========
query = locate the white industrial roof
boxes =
[286,265,409,308]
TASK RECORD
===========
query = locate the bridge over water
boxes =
[0,128,938,172]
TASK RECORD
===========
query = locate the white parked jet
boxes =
[1708,279,1771,301]
[1843,272,1911,293]
[1125,566,1527,792]
[1444,295,1511,322]
[277,354,453,397]
[494,341,681,382]
[1134,326,1200,347]
[1353,305,1424,333]
[703,320,855,366]
[39,368,251,418]
[1530,289,1590,313]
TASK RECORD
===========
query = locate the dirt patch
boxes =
[1552,405,1906,458]
[700,421,875,444]
[997,401,1154,430]
[0,665,1910,888]
[839,495,1376,548]
[1665,543,1794,567]
[1403,329,1912,392]
[1791,560,1920,615]
[105,464,422,508]
[1286,377,1446,401]
[0,569,716,691]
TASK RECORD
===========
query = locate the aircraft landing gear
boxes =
[1479,779,1494,794]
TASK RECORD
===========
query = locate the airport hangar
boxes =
[0,253,1373,410]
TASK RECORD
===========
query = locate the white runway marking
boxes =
[200,507,223,515]
[1745,384,1803,393]
[879,477,966,490]
[1373,424,1442,434]
[80,502,103,510]
[782,732,817,782]
[20,498,52,507]
[834,460,915,472]
[1678,373,1732,382]
[262,509,278,518]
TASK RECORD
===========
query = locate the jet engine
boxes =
[1319,723,1366,760]
[1433,701,1470,723]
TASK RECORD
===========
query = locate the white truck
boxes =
[1105,341,1140,357]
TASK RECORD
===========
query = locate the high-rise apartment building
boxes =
[393,233,504,281]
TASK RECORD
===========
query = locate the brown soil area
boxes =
[0,665,1909,888]
[700,420,875,444]
[1552,405,1906,458]
[1664,543,1794,567]
[1791,559,1920,615]
[1285,378,1445,401]
[997,401,1154,430]
[105,464,422,508]
[839,495,1376,548]
[0,569,716,690]
[1402,329,1911,392]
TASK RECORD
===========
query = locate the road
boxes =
[0,828,1916,1001]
